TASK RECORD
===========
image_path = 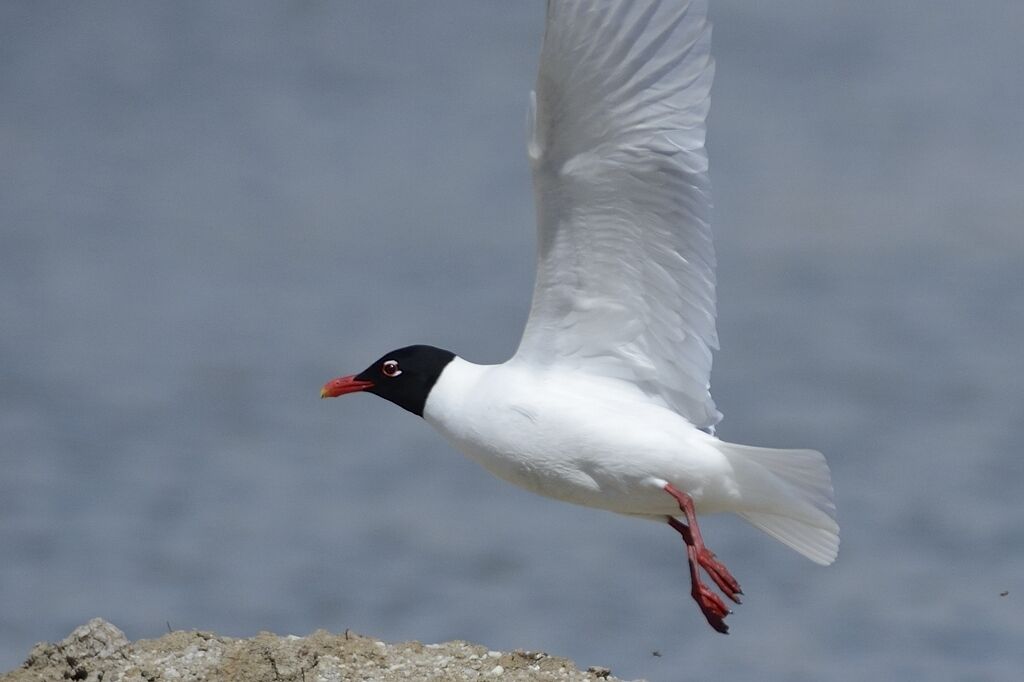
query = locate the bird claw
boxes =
[698,548,743,603]
[694,585,730,634]
[694,584,729,619]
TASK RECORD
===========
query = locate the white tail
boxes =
[717,442,840,566]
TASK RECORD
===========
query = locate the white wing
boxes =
[515,0,721,431]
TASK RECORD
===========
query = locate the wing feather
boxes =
[515,0,721,431]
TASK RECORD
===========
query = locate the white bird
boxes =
[322,0,838,634]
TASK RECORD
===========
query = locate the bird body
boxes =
[424,357,733,517]
[321,0,838,632]
[424,356,837,565]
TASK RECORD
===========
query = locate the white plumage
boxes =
[505,0,838,565]
[519,0,720,431]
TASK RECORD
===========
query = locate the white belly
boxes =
[422,359,737,516]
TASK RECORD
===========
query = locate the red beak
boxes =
[320,375,374,399]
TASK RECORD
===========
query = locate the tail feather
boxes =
[738,511,839,566]
[718,442,839,565]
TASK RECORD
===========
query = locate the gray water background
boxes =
[2,2,1023,679]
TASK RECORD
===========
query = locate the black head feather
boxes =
[353,345,456,416]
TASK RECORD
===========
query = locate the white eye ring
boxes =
[381,360,402,377]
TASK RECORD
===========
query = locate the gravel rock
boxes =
[2,619,637,682]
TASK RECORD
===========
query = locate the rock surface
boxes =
[2,619,634,682]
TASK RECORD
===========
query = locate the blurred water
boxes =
[2,1,1022,680]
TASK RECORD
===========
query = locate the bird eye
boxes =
[381,360,402,377]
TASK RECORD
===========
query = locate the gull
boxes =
[321,0,838,633]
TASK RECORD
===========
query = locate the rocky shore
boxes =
[1,619,633,682]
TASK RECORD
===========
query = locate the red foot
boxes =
[664,483,742,634]
[698,547,743,603]
[694,583,730,634]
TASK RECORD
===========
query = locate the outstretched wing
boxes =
[515,0,721,431]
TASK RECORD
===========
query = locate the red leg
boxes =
[664,483,743,601]
[664,483,743,634]
[667,516,730,633]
